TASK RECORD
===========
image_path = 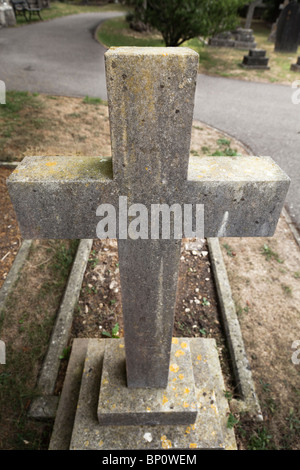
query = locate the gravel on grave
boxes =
[70,237,235,394]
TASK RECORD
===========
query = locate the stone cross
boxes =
[7,48,290,395]
[245,0,264,30]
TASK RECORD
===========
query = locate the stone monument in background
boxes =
[275,0,300,52]
[209,28,256,49]
[0,0,16,26]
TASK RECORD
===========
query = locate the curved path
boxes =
[0,13,299,231]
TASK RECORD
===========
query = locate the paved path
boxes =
[0,13,299,231]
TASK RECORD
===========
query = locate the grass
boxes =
[0,91,111,161]
[97,16,299,85]
[0,240,78,449]
[0,91,47,161]
[83,95,105,106]
[13,1,127,26]
[261,243,284,263]
[223,243,236,258]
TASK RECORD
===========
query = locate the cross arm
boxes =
[186,155,290,237]
[6,155,118,239]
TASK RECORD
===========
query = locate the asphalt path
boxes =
[0,12,299,230]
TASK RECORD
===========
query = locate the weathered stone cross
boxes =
[7,47,289,400]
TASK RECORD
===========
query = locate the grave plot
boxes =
[7,46,289,450]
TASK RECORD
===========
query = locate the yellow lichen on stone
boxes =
[175,349,185,357]
[162,395,168,405]
[170,363,179,373]
[161,435,172,449]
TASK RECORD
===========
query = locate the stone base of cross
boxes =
[7,47,289,449]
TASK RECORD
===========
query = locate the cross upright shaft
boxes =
[105,47,198,388]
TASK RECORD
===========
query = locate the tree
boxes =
[131,0,249,47]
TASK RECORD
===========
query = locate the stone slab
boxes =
[97,338,197,426]
[291,63,300,71]
[7,155,290,239]
[242,56,269,67]
[49,338,89,450]
[0,239,32,309]
[28,395,59,420]
[56,337,237,450]
[249,49,266,57]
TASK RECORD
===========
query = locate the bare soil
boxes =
[221,215,300,450]
[0,95,299,449]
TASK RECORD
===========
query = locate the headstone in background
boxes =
[208,31,235,48]
[241,48,270,69]
[209,28,256,49]
[0,0,16,26]
[291,56,300,70]
[268,0,290,43]
[232,27,257,49]
[275,0,300,52]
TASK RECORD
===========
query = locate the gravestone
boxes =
[245,0,264,30]
[232,27,257,49]
[242,49,270,69]
[291,56,300,70]
[209,28,256,49]
[0,0,16,26]
[7,47,290,450]
[275,0,300,52]
[268,0,290,43]
[208,31,235,48]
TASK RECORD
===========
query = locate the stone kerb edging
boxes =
[0,239,33,312]
[207,237,263,420]
[28,238,93,419]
